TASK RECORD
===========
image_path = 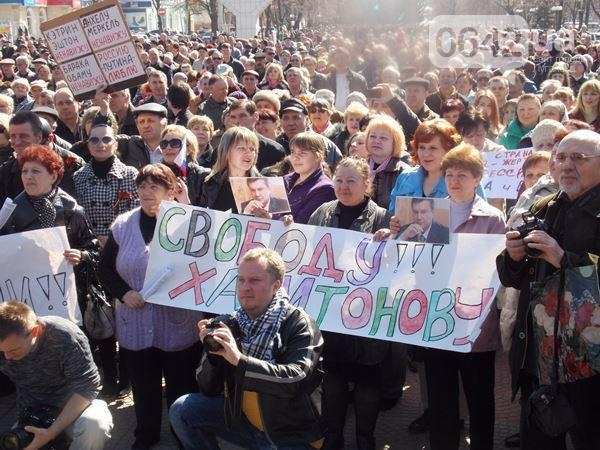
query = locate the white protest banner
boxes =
[41,0,147,101]
[482,147,534,199]
[0,227,80,323]
[144,202,506,353]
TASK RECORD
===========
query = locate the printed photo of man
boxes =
[240,178,290,215]
[398,198,449,244]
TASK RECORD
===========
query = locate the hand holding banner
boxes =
[144,202,506,353]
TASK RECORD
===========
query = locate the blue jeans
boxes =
[169,392,312,450]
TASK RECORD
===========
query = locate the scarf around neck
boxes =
[29,188,58,228]
[369,157,392,177]
[234,288,291,362]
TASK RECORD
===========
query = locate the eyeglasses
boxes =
[159,138,183,150]
[308,107,328,114]
[212,57,222,61]
[88,136,115,145]
[555,152,600,164]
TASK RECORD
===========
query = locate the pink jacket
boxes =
[454,195,507,235]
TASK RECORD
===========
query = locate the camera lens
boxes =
[0,433,21,450]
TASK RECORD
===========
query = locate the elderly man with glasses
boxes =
[497,129,600,450]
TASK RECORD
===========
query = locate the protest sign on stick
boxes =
[0,227,80,323]
[144,202,505,353]
[481,147,534,199]
[41,0,147,101]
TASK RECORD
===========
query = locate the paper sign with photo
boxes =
[394,197,450,244]
[230,177,291,215]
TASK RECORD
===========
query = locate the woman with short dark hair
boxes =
[99,163,203,449]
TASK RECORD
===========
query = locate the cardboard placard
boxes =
[41,0,147,101]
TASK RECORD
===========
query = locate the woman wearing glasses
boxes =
[159,124,209,206]
[73,117,139,246]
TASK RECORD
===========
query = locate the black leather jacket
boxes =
[197,303,324,446]
[0,148,83,204]
[1,188,99,309]
[195,167,262,210]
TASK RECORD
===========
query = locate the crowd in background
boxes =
[0,20,599,450]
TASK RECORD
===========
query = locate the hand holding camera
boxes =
[198,316,242,367]
[507,213,564,268]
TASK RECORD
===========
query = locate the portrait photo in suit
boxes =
[395,197,450,244]
[231,176,291,215]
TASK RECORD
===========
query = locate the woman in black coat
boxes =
[308,156,390,450]
[194,126,261,212]
[1,144,100,396]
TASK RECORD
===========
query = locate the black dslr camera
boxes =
[203,315,241,352]
[515,212,549,258]
[0,407,70,450]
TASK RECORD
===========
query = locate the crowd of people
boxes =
[0,20,599,450]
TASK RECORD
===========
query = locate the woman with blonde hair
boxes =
[285,66,310,98]
[327,101,370,154]
[473,89,503,140]
[258,62,289,91]
[159,124,209,205]
[569,79,600,132]
[365,114,411,208]
[194,126,260,211]
[187,115,215,168]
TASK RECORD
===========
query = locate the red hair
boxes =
[411,119,462,165]
[18,145,64,182]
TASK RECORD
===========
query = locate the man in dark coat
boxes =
[325,46,368,110]
[496,130,600,449]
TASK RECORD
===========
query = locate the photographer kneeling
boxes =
[497,129,600,449]
[169,248,324,450]
[0,301,113,450]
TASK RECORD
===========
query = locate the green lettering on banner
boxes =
[214,217,242,262]
[158,206,186,252]
[314,285,349,326]
[369,288,404,337]
[423,288,456,342]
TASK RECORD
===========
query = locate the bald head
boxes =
[556,130,600,200]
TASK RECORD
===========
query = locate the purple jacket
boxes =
[282,168,335,224]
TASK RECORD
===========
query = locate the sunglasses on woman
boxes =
[88,136,115,145]
[159,138,183,150]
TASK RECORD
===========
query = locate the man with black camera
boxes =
[496,129,600,449]
[0,301,113,450]
[169,248,324,449]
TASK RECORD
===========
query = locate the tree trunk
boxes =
[210,0,219,35]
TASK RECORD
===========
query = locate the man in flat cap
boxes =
[401,77,439,122]
[241,70,260,99]
[0,59,16,83]
[276,98,342,168]
[95,97,168,169]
